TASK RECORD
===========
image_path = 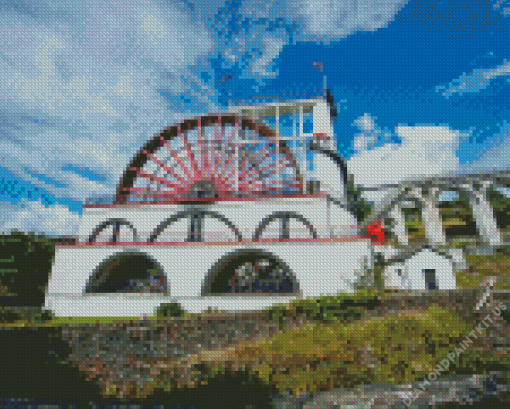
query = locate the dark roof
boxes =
[377,243,462,266]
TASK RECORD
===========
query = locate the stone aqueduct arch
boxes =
[379,181,503,247]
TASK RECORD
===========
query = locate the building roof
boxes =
[373,243,468,271]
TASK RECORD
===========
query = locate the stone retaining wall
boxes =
[59,290,502,367]
[376,289,490,321]
[59,310,312,364]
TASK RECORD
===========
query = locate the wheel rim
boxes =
[116,115,304,203]
[253,211,318,240]
[149,209,243,243]
[88,219,138,243]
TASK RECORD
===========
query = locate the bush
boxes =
[0,231,55,307]
[33,309,55,323]
[155,302,186,318]
[263,291,381,325]
[0,307,55,323]
[204,306,230,314]
[0,307,20,323]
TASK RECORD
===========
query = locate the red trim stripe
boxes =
[55,236,369,247]
[85,194,327,207]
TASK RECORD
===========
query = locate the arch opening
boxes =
[202,249,300,296]
[85,252,168,294]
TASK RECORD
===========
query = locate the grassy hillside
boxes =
[38,295,508,401]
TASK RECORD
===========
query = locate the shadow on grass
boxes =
[144,369,277,408]
[0,326,278,408]
[0,327,105,400]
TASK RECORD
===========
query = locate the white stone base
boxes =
[45,294,311,316]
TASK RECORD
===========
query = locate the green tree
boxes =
[345,179,373,222]
[0,230,55,307]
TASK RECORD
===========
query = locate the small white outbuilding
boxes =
[381,245,467,290]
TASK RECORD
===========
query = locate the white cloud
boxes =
[351,113,396,154]
[348,125,463,188]
[206,0,409,80]
[351,113,384,152]
[494,0,510,16]
[296,0,409,38]
[0,0,415,237]
[0,199,80,237]
[248,36,286,79]
[0,0,217,206]
[460,121,510,174]
[436,61,510,99]
[354,113,376,132]
[348,121,510,205]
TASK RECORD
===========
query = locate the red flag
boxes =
[367,220,385,244]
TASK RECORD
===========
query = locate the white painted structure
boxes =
[77,196,357,244]
[383,246,463,290]
[360,174,508,249]
[46,238,372,316]
[46,96,375,317]
[48,93,497,316]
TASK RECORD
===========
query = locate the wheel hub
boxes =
[187,180,219,199]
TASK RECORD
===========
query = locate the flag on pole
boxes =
[313,61,323,72]
[367,220,385,244]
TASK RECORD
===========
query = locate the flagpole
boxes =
[313,61,327,97]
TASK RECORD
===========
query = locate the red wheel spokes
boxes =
[212,119,222,176]
[116,114,304,202]
[143,150,187,185]
[219,125,239,188]
[197,118,212,180]
[136,171,188,192]
[161,138,194,181]
[238,149,264,192]
[180,128,200,182]
[210,121,234,191]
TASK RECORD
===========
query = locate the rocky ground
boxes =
[272,372,510,408]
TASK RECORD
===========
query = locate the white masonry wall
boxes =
[404,249,456,290]
[312,99,334,151]
[78,196,359,243]
[385,262,407,289]
[46,239,372,316]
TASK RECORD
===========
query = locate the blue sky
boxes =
[1,0,510,236]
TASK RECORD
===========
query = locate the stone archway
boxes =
[384,188,447,246]
[202,249,300,295]
[85,251,168,294]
